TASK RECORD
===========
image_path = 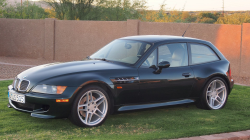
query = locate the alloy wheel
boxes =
[77,90,108,126]
[206,79,227,109]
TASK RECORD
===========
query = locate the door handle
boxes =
[182,73,191,77]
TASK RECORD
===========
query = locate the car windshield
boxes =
[90,39,152,64]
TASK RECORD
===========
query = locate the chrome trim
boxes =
[118,99,195,111]
[111,77,139,83]
[9,99,33,113]
[13,77,19,90]
[13,77,30,92]
[18,79,30,92]
[115,79,139,82]
[8,99,48,114]
[8,85,13,90]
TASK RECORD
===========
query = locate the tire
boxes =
[69,85,110,127]
[196,77,228,110]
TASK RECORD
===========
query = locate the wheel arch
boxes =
[201,73,231,95]
[72,80,116,114]
[195,73,230,110]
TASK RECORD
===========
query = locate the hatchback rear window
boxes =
[190,44,219,65]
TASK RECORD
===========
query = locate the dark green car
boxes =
[8,35,234,127]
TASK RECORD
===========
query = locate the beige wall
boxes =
[0,18,250,84]
[0,19,45,58]
[54,20,128,61]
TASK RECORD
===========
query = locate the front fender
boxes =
[33,72,114,99]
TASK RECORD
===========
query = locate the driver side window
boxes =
[158,43,188,67]
[141,49,157,67]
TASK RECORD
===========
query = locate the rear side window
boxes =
[190,43,219,65]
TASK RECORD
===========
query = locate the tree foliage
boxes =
[43,0,94,20]
[0,0,6,17]
[199,12,220,21]
[92,0,146,21]
[44,8,56,18]
[3,2,49,19]
[143,2,223,24]
[215,13,250,25]
[42,0,146,20]
[1,0,250,25]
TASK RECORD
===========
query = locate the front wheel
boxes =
[69,85,110,127]
[197,77,228,110]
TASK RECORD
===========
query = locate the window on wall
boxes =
[190,43,219,65]
[158,43,188,67]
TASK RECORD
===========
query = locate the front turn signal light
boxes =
[57,86,67,94]
[117,86,122,89]
[56,99,69,102]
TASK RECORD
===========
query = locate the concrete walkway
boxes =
[170,130,250,140]
[1,56,250,140]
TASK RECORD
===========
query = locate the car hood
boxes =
[17,60,131,84]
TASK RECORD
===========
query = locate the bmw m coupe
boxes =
[8,35,234,127]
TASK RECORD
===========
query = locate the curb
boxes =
[0,62,36,67]
[0,79,13,81]
[169,130,250,140]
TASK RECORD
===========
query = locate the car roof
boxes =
[119,35,206,44]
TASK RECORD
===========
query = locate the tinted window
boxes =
[158,43,188,67]
[190,44,219,65]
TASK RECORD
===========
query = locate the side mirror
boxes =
[158,61,170,68]
[154,61,170,74]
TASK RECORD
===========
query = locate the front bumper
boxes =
[8,85,78,118]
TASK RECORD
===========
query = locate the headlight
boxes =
[32,85,67,94]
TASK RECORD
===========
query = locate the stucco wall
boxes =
[0,18,45,58]
[0,18,250,84]
[215,24,242,79]
[54,20,127,61]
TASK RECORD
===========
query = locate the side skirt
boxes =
[118,99,195,111]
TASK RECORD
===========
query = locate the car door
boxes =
[138,43,195,103]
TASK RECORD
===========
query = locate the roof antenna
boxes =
[182,24,191,37]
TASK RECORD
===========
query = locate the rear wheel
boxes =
[69,85,110,127]
[197,77,228,110]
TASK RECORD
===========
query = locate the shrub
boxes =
[215,13,250,25]
[42,0,146,20]
[199,12,220,21]
[0,0,6,17]
[197,17,216,24]
[44,8,56,18]
[3,2,49,19]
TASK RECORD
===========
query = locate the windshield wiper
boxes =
[95,58,107,61]
[87,57,112,62]
[92,58,112,62]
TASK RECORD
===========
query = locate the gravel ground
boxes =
[0,56,57,80]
